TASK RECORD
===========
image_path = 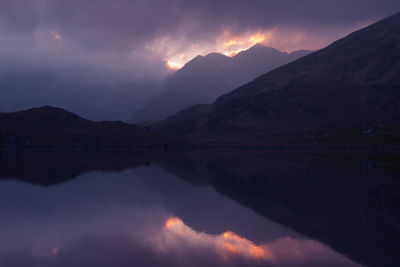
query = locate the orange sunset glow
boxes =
[165,217,182,228]
[166,60,184,70]
[153,216,358,265]
[162,217,271,261]
[221,31,272,57]
[0,1,398,266]
[162,30,277,70]
[221,231,272,260]
[159,22,365,71]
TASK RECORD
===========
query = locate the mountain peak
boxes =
[16,105,81,117]
[155,11,400,141]
[133,42,312,123]
[204,52,228,59]
[181,53,228,70]
[233,44,286,59]
[246,43,277,52]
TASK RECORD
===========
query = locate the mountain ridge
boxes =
[0,106,182,148]
[130,44,312,123]
[155,11,400,143]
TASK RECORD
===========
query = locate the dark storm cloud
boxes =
[1,0,398,72]
[0,0,399,119]
[1,0,399,51]
[179,0,400,28]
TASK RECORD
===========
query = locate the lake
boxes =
[0,150,398,267]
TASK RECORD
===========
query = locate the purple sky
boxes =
[1,0,399,77]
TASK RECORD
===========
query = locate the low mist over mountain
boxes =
[131,45,311,123]
[0,69,164,122]
[155,12,400,143]
[0,44,309,123]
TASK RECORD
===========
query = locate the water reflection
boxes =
[160,152,400,267]
[156,217,358,266]
[0,159,363,267]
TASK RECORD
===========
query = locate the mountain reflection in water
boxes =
[157,217,358,266]
[0,150,398,266]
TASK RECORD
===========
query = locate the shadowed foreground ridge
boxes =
[155,12,400,144]
[0,106,183,149]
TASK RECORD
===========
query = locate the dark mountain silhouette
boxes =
[131,45,311,123]
[155,12,400,144]
[0,106,182,149]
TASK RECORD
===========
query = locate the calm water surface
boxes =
[0,152,398,267]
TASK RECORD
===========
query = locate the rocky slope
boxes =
[155,12,400,144]
[132,45,311,123]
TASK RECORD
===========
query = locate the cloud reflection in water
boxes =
[0,167,362,267]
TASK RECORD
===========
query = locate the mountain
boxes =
[0,68,164,121]
[0,106,182,149]
[155,12,400,144]
[130,45,311,123]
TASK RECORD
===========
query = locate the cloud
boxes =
[1,0,399,53]
[0,0,399,117]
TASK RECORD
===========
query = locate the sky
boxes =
[0,0,399,119]
[1,0,399,75]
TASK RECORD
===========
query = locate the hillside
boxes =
[155,12,400,144]
[131,45,311,123]
[0,106,181,149]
